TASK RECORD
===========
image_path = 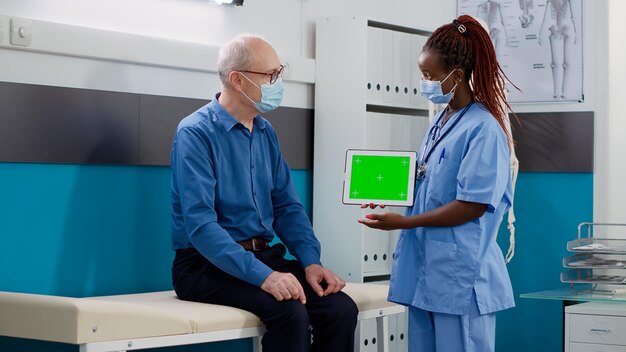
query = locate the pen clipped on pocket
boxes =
[438,148,446,164]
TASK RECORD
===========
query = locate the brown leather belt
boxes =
[176,237,270,254]
[238,237,270,251]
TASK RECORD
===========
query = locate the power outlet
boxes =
[282,61,292,79]
[10,17,32,47]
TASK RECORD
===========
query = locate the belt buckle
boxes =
[252,238,260,251]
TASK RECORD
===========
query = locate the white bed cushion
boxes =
[0,291,192,344]
[342,282,396,312]
[91,291,262,334]
[0,283,397,344]
[90,283,396,333]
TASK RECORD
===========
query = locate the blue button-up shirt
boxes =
[170,94,321,287]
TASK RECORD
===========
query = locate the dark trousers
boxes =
[172,244,358,352]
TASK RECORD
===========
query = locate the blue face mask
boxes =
[240,74,284,113]
[419,69,460,104]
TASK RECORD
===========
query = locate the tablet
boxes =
[342,149,417,207]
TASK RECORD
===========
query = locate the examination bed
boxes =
[0,282,403,352]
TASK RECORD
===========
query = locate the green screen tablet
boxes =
[342,149,417,207]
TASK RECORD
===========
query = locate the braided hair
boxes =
[423,15,517,143]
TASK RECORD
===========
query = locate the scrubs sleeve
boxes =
[456,129,510,213]
[173,127,273,287]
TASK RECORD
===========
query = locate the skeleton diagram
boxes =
[476,0,509,56]
[538,0,577,99]
[519,0,534,28]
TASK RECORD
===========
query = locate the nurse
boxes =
[359,15,515,352]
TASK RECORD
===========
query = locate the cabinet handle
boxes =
[590,328,611,333]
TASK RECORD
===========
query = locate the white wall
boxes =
[300,0,456,57]
[0,0,452,110]
[0,0,453,58]
[0,0,304,56]
[598,0,626,226]
[0,0,621,223]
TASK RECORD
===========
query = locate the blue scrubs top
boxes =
[388,102,515,316]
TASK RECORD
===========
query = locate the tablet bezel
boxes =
[342,149,417,207]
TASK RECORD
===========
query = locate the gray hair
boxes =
[217,34,267,87]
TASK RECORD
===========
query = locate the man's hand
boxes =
[260,271,306,304]
[305,264,346,297]
[358,212,407,231]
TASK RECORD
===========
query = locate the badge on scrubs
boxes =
[416,163,427,180]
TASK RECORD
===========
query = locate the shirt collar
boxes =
[209,93,267,132]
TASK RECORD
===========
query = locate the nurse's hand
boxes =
[360,203,385,209]
[358,212,407,231]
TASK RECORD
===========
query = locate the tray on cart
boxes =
[561,269,626,284]
[563,253,626,269]
[566,237,626,254]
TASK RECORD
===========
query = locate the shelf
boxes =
[567,237,626,254]
[561,269,626,284]
[521,288,626,303]
[526,224,626,303]
[563,253,626,269]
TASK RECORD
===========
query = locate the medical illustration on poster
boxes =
[458,0,583,103]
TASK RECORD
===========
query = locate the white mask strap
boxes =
[239,72,261,90]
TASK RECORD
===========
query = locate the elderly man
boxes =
[170,34,358,352]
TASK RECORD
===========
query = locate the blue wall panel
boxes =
[0,163,591,352]
[0,162,312,352]
[495,172,593,352]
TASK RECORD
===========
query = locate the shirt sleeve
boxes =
[456,127,510,213]
[172,127,273,287]
[269,134,322,268]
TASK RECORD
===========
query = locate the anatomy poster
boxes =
[457,0,583,103]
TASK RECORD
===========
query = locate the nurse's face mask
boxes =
[238,66,284,113]
[419,69,461,105]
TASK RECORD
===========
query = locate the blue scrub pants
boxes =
[408,293,496,352]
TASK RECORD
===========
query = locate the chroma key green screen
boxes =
[349,155,411,201]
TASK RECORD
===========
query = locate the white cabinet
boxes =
[565,302,626,352]
[313,17,431,351]
[313,16,430,284]
[355,308,409,352]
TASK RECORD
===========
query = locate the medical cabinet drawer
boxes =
[569,313,626,345]
[570,342,626,352]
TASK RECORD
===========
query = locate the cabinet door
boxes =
[362,226,378,274]
[396,311,409,352]
[367,27,384,105]
[362,207,390,276]
[358,317,378,352]
[386,312,398,352]
[569,342,626,352]
[381,30,394,104]
[409,33,429,109]
[365,112,428,153]
[391,31,412,107]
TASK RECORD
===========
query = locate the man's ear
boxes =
[229,71,244,91]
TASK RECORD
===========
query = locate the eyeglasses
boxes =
[240,65,285,84]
